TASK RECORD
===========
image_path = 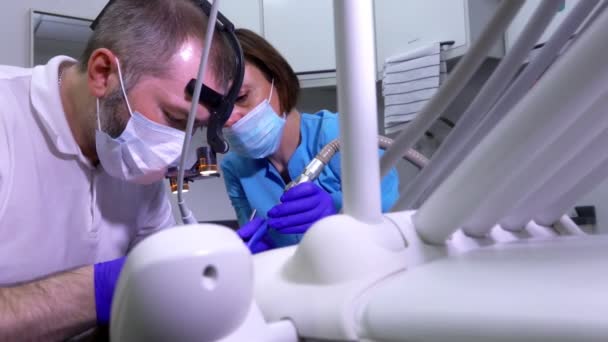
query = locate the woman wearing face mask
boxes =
[221,29,400,253]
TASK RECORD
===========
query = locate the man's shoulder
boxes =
[0,65,33,107]
[0,64,33,81]
[0,94,11,219]
[0,80,25,226]
[0,67,33,117]
[0,73,24,174]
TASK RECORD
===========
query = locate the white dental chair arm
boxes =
[110,224,297,342]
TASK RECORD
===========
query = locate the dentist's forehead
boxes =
[178,44,195,62]
[168,39,224,95]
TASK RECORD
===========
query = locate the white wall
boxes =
[0,0,107,67]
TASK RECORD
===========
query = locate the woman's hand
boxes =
[267,182,336,234]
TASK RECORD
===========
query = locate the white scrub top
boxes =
[0,56,175,285]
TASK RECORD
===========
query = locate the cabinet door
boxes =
[263,0,335,74]
[506,0,574,51]
[374,0,467,72]
[219,0,262,34]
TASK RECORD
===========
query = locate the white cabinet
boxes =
[262,0,335,74]
[374,0,503,74]
[374,0,467,69]
[218,0,262,34]
[218,0,509,85]
[505,0,573,51]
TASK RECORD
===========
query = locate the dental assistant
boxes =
[221,29,400,252]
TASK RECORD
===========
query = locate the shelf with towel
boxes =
[381,41,453,135]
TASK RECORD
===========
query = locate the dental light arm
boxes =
[176,0,221,225]
[285,136,429,191]
[175,0,244,224]
[176,0,244,224]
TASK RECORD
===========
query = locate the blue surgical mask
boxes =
[224,81,286,159]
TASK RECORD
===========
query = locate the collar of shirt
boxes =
[30,55,93,167]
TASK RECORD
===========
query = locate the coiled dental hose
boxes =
[285,136,429,191]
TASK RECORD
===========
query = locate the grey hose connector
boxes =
[317,136,428,167]
[285,136,428,191]
[378,136,428,170]
[316,139,342,164]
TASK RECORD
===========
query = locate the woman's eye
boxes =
[236,93,248,103]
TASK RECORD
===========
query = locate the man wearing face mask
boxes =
[0,0,238,340]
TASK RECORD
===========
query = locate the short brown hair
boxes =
[235,28,300,114]
[79,0,234,90]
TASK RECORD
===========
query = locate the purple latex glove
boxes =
[267,182,336,234]
[94,257,126,325]
[237,217,274,254]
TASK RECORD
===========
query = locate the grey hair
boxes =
[79,0,234,91]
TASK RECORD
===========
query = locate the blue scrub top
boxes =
[221,110,400,247]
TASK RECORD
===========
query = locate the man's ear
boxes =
[87,48,118,98]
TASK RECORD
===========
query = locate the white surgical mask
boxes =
[95,58,185,184]
[224,80,286,159]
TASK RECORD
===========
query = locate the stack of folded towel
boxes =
[382,42,448,134]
